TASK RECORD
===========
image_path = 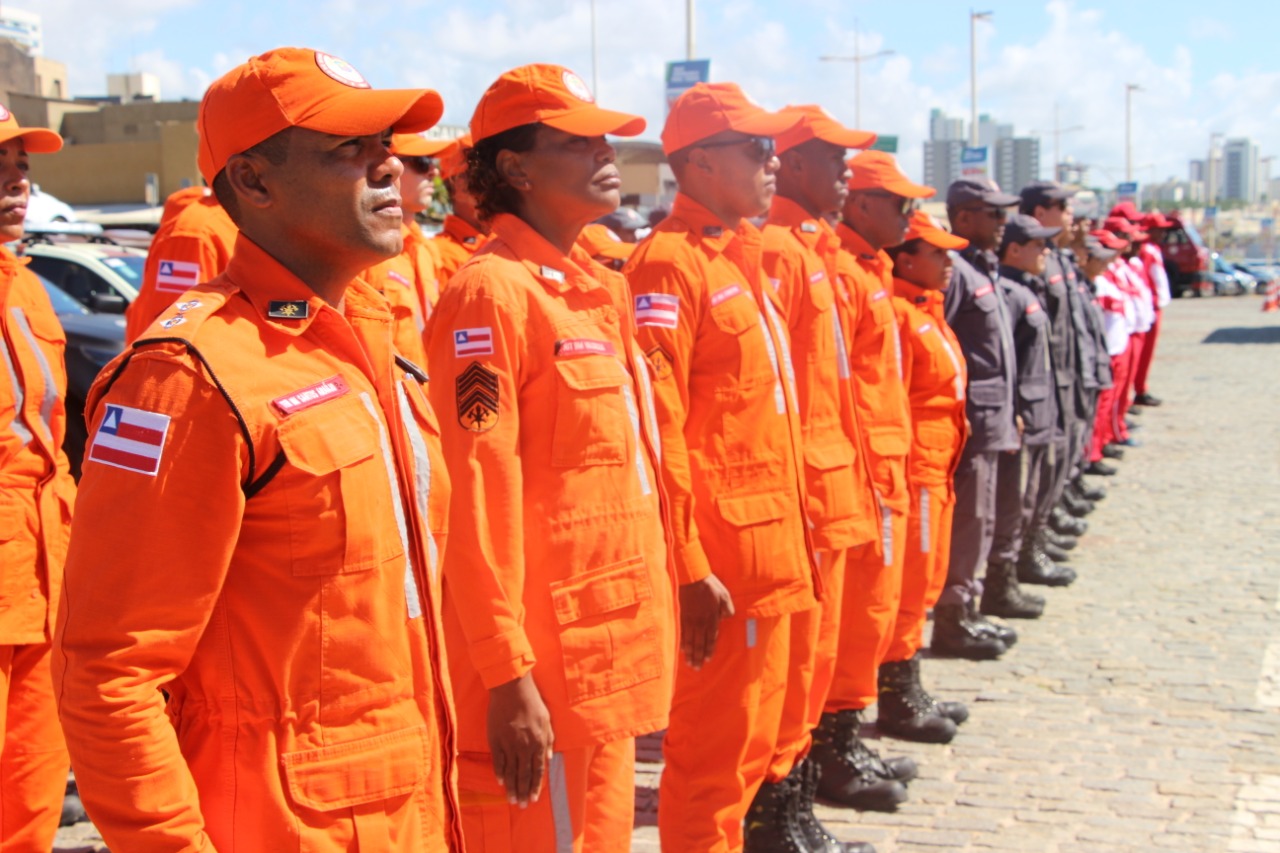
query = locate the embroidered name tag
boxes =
[556,338,616,357]
[272,376,351,416]
[710,283,743,307]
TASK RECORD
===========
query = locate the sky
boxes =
[33,0,1280,190]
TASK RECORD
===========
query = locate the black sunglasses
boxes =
[695,135,777,164]
[402,156,439,175]
[863,191,920,217]
[962,205,1008,221]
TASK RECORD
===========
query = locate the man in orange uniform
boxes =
[432,134,488,288]
[625,82,819,853]
[758,103,878,853]
[884,211,975,744]
[810,150,927,809]
[426,65,675,853]
[124,184,237,342]
[0,108,76,853]
[53,48,463,851]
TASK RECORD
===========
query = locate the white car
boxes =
[19,241,146,313]
[26,185,78,224]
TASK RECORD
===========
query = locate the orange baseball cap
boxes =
[847,150,935,198]
[470,64,645,143]
[774,104,876,154]
[577,223,635,261]
[904,210,968,250]
[197,47,444,183]
[390,131,454,157]
[439,135,472,181]
[661,82,802,155]
[0,103,62,153]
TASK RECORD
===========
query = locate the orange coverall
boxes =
[626,193,816,852]
[1,249,75,852]
[125,188,238,343]
[826,223,913,711]
[54,235,463,852]
[889,279,969,659]
[760,197,877,784]
[432,214,488,289]
[425,213,675,853]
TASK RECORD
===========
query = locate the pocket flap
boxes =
[914,421,955,450]
[716,490,790,527]
[1018,380,1050,401]
[277,393,379,475]
[709,297,758,336]
[0,497,26,542]
[968,378,1007,407]
[555,357,626,392]
[282,725,426,812]
[550,557,651,625]
[868,425,910,457]
[803,441,855,471]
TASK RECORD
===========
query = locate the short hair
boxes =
[466,123,541,222]
[211,129,291,224]
[884,237,923,265]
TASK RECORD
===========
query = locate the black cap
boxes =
[1020,180,1074,210]
[1001,213,1062,248]
[946,176,1020,209]
[1083,234,1118,262]
[597,207,648,233]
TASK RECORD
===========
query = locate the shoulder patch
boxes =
[635,293,679,328]
[156,259,200,294]
[645,345,674,381]
[456,361,499,433]
[87,404,171,476]
[974,284,995,298]
[454,327,494,357]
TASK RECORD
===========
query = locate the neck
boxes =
[249,235,362,307]
[401,210,419,227]
[775,187,820,219]
[517,204,595,257]
[682,186,744,232]
[844,218,881,251]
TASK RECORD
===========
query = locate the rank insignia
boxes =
[702,225,723,238]
[268,300,309,319]
[456,361,499,433]
[645,346,674,382]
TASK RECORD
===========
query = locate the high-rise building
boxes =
[923,139,965,195]
[929,108,964,142]
[0,7,41,56]
[1222,138,1259,204]
[995,136,1040,195]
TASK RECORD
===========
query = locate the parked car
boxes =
[34,272,127,477]
[1209,254,1257,296]
[19,240,145,313]
[1237,260,1278,292]
[1158,215,1212,298]
[26,185,77,224]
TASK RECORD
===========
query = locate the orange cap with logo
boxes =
[774,104,876,154]
[470,64,645,143]
[576,223,635,262]
[197,47,444,183]
[0,103,62,153]
[661,82,801,155]
[904,210,968,250]
[390,131,454,157]
[439,135,473,181]
[847,149,935,198]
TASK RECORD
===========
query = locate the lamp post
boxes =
[1030,103,1083,182]
[687,0,695,61]
[590,0,599,96]
[1125,83,1142,182]
[970,10,993,147]
[1207,131,1223,253]
[820,19,894,128]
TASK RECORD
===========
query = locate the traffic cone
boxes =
[1262,279,1279,313]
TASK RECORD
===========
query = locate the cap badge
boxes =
[0,104,10,122]
[562,71,595,104]
[315,52,371,89]
[268,300,310,319]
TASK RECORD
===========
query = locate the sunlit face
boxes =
[896,241,953,291]
[0,137,31,242]
[398,156,438,215]
[515,126,622,224]
[693,132,782,220]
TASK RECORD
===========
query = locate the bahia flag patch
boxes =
[155,259,200,293]
[454,327,494,357]
[88,404,171,475]
[635,293,679,328]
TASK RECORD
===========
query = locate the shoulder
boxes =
[434,246,529,317]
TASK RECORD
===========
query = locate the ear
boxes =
[779,148,804,176]
[685,146,716,177]
[223,153,272,213]
[495,148,533,193]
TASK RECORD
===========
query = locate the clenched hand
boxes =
[488,672,554,808]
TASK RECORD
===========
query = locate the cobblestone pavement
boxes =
[632,296,1280,852]
[54,297,1279,853]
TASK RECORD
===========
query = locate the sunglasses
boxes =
[962,205,1008,221]
[402,156,439,175]
[695,135,777,164]
[863,191,920,217]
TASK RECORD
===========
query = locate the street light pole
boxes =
[1125,83,1142,182]
[820,18,894,128]
[1031,103,1083,182]
[687,0,695,61]
[1207,131,1223,254]
[590,0,599,97]
[970,10,992,147]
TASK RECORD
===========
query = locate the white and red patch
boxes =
[974,284,995,298]
[635,293,679,328]
[454,327,494,357]
[272,375,351,416]
[88,404,171,476]
[557,338,616,357]
[562,70,595,103]
[710,283,743,307]
[156,259,200,293]
[1026,302,1041,315]
[315,52,370,88]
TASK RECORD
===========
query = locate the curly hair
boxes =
[466,123,541,222]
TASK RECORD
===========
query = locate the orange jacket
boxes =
[833,223,912,513]
[54,235,462,852]
[893,278,969,493]
[625,193,816,617]
[363,223,436,366]
[762,197,875,552]
[426,213,674,751]
[126,190,237,343]
[433,214,488,289]
[1,249,75,646]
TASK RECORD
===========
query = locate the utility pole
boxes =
[687,0,695,61]
[820,18,894,128]
[590,0,599,96]
[969,10,992,147]
[1125,83,1142,182]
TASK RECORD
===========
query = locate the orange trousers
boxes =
[456,738,634,853]
[1,643,67,852]
[660,613,789,853]
[824,508,907,712]
[886,485,956,662]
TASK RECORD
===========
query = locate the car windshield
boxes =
[1180,218,1207,247]
[37,273,89,315]
[100,254,146,285]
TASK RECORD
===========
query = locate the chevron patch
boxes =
[456,361,499,433]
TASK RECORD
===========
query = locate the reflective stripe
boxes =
[0,327,32,446]
[890,319,904,381]
[632,343,661,462]
[10,307,57,443]
[549,753,573,853]
[831,305,850,380]
[746,617,758,649]
[762,297,797,411]
[754,308,786,415]
[1018,446,1030,496]
[620,383,652,496]
[881,502,893,567]
[919,488,931,554]
[395,383,439,588]
[359,392,420,620]
[935,329,965,401]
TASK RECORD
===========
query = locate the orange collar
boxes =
[488,213,607,294]
[443,214,486,246]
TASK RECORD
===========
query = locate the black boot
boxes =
[1085,460,1117,476]
[930,603,1007,659]
[967,599,1018,647]
[1073,478,1107,501]
[1017,543,1077,587]
[1043,528,1078,551]
[744,773,808,852]
[810,711,910,811]
[61,778,87,827]
[980,559,1045,618]
[1049,507,1088,537]
[898,653,970,725]
[794,760,876,852]
[1059,489,1094,517]
[1041,538,1072,563]
[876,658,958,743]
[1101,443,1125,460]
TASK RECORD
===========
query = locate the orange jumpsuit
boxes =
[626,193,816,852]
[1,249,75,852]
[425,213,675,853]
[760,198,877,783]
[125,188,237,343]
[54,235,463,852]
[827,223,913,710]
[889,279,969,659]
[432,214,488,289]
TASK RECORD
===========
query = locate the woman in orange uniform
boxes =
[425,64,675,853]
[882,210,973,741]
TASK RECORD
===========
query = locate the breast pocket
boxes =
[708,294,776,386]
[551,357,630,468]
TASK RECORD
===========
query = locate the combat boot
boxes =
[1017,543,1077,587]
[980,559,1045,618]
[794,760,876,852]
[1085,460,1117,476]
[930,603,1007,659]
[1059,488,1094,517]
[1043,528,1078,551]
[876,658,958,743]
[810,711,911,811]
[1049,507,1088,537]
[744,773,807,852]
[1101,443,1125,460]
[967,599,1018,647]
[1072,477,1107,501]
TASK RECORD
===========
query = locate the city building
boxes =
[108,72,162,103]
[923,107,1040,195]
[995,136,1039,197]
[1223,138,1259,204]
[0,6,41,56]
